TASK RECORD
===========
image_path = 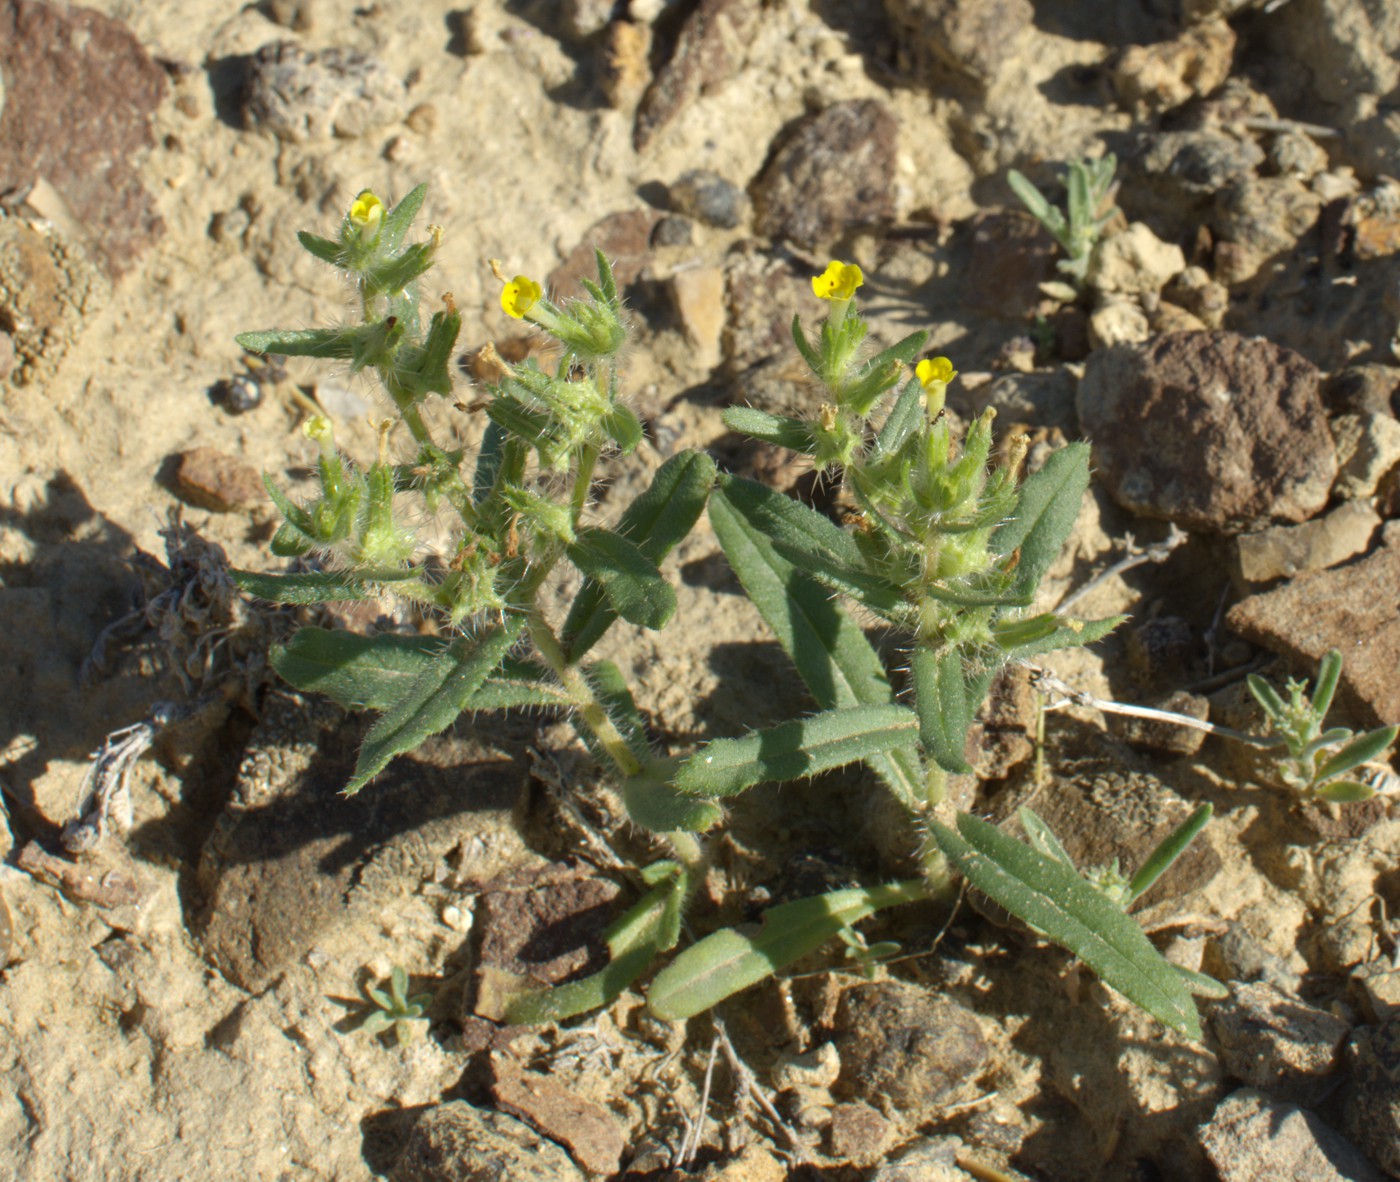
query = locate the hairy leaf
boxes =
[567,528,676,631]
[233,568,382,605]
[993,443,1091,605]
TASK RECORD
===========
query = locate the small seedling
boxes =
[359,965,434,1046]
[1007,154,1119,288]
[1247,650,1399,803]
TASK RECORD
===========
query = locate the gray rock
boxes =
[833,983,988,1121]
[1140,129,1265,197]
[1209,981,1350,1104]
[559,0,618,40]
[1078,332,1336,534]
[0,0,166,278]
[1343,1018,1400,1176]
[751,100,898,250]
[1212,176,1323,283]
[391,1102,585,1182]
[1199,1088,1385,1181]
[650,214,694,246]
[1226,521,1400,728]
[1234,500,1381,585]
[241,42,407,142]
[1203,925,1304,996]
[1264,0,1400,106]
[882,0,1034,91]
[962,368,1077,436]
[867,1136,978,1181]
[669,168,747,229]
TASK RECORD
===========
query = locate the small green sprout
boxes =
[359,965,434,1047]
[1247,650,1399,804]
[1006,154,1119,285]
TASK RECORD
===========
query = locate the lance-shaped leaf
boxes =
[272,628,564,712]
[993,442,1091,605]
[709,480,922,809]
[1316,726,1398,783]
[910,646,990,774]
[722,406,817,454]
[932,813,1202,1038]
[647,879,926,1021]
[232,568,384,605]
[603,405,644,453]
[575,659,651,767]
[344,620,522,794]
[1126,804,1213,906]
[673,704,917,797]
[563,451,716,659]
[378,183,428,253]
[872,379,925,458]
[235,326,358,360]
[993,613,1123,664]
[508,864,689,1024]
[713,475,905,618]
[566,528,676,631]
[474,420,509,506]
[297,231,344,266]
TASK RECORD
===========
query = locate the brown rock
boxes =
[751,100,899,251]
[965,210,1058,319]
[1226,521,1400,728]
[0,0,166,277]
[599,19,652,111]
[828,1101,890,1164]
[490,1056,625,1176]
[721,249,811,378]
[633,0,759,151]
[1209,981,1350,1105]
[1078,332,1336,534]
[169,448,263,513]
[1114,20,1235,117]
[882,0,1035,91]
[1212,176,1322,283]
[668,265,726,370]
[1234,500,1381,585]
[390,1102,585,1182]
[1323,365,1400,418]
[546,210,660,303]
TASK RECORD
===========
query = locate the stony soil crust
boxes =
[3,0,1400,1179]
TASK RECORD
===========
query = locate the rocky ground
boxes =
[3,0,1400,1179]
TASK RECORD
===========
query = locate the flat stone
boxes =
[667,265,725,369]
[390,1102,585,1182]
[1342,1018,1400,1176]
[169,448,263,513]
[0,0,166,277]
[1234,500,1381,585]
[1332,412,1400,499]
[965,210,1058,320]
[1209,982,1350,1105]
[751,100,898,251]
[1225,521,1400,728]
[490,1056,625,1176]
[1078,332,1336,534]
[833,982,988,1122]
[241,42,407,142]
[1199,1088,1384,1182]
[633,0,759,151]
[827,1102,890,1164]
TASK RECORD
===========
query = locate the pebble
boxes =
[1332,412,1400,500]
[668,168,747,229]
[1088,295,1150,349]
[389,1102,585,1182]
[1088,222,1186,294]
[169,447,263,513]
[1234,500,1380,585]
[751,99,899,250]
[598,19,651,110]
[1209,981,1350,1104]
[210,373,262,414]
[313,380,374,421]
[1323,365,1400,418]
[649,214,694,247]
[1199,1088,1384,1182]
[827,1101,890,1165]
[1078,331,1335,534]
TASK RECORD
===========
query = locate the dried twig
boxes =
[712,1016,808,1163]
[1054,525,1189,615]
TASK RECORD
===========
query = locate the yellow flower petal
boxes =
[349,190,385,230]
[812,260,863,301]
[916,356,957,390]
[501,275,543,319]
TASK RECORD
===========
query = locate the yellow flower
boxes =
[348,190,385,231]
[916,357,957,391]
[812,260,863,301]
[501,275,543,319]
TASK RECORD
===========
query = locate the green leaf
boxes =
[791,314,821,372]
[910,646,985,774]
[622,766,725,833]
[646,880,926,1021]
[994,613,1124,663]
[1316,779,1378,803]
[713,475,905,619]
[344,620,522,794]
[709,478,923,809]
[862,330,928,374]
[232,568,380,605]
[1316,726,1398,782]
[1246,673,1287,719]
[993,443,1091,605]
[674,704,917,797]
[1017,807,1076,868]
[603,405,644,454]
[1312,649,1344,718]
[234,327,357,360]
[296,231,344,266]
[932,813,1202,1038]
[563,451,715,659]
[578,659,652,766]
[507,865,687,1024]
[722,406,817,453]
[474,420,508,506]
[380,183,428,253]
[567,528,676,631]
[873,379,924,458]
[272,627,565,711]
[1125,804,1212,905]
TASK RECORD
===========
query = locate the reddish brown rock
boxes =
[0,0,166,278]
[633,0,759,151]
[751,100,899,251]
[1226,521,1400,728]
[490,1056,625,1176]
[1078,332,1336,534]
[828,1101,890,1164]
[169,448,263,513]
[965,210,1058,319]
[546,210,660,303]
